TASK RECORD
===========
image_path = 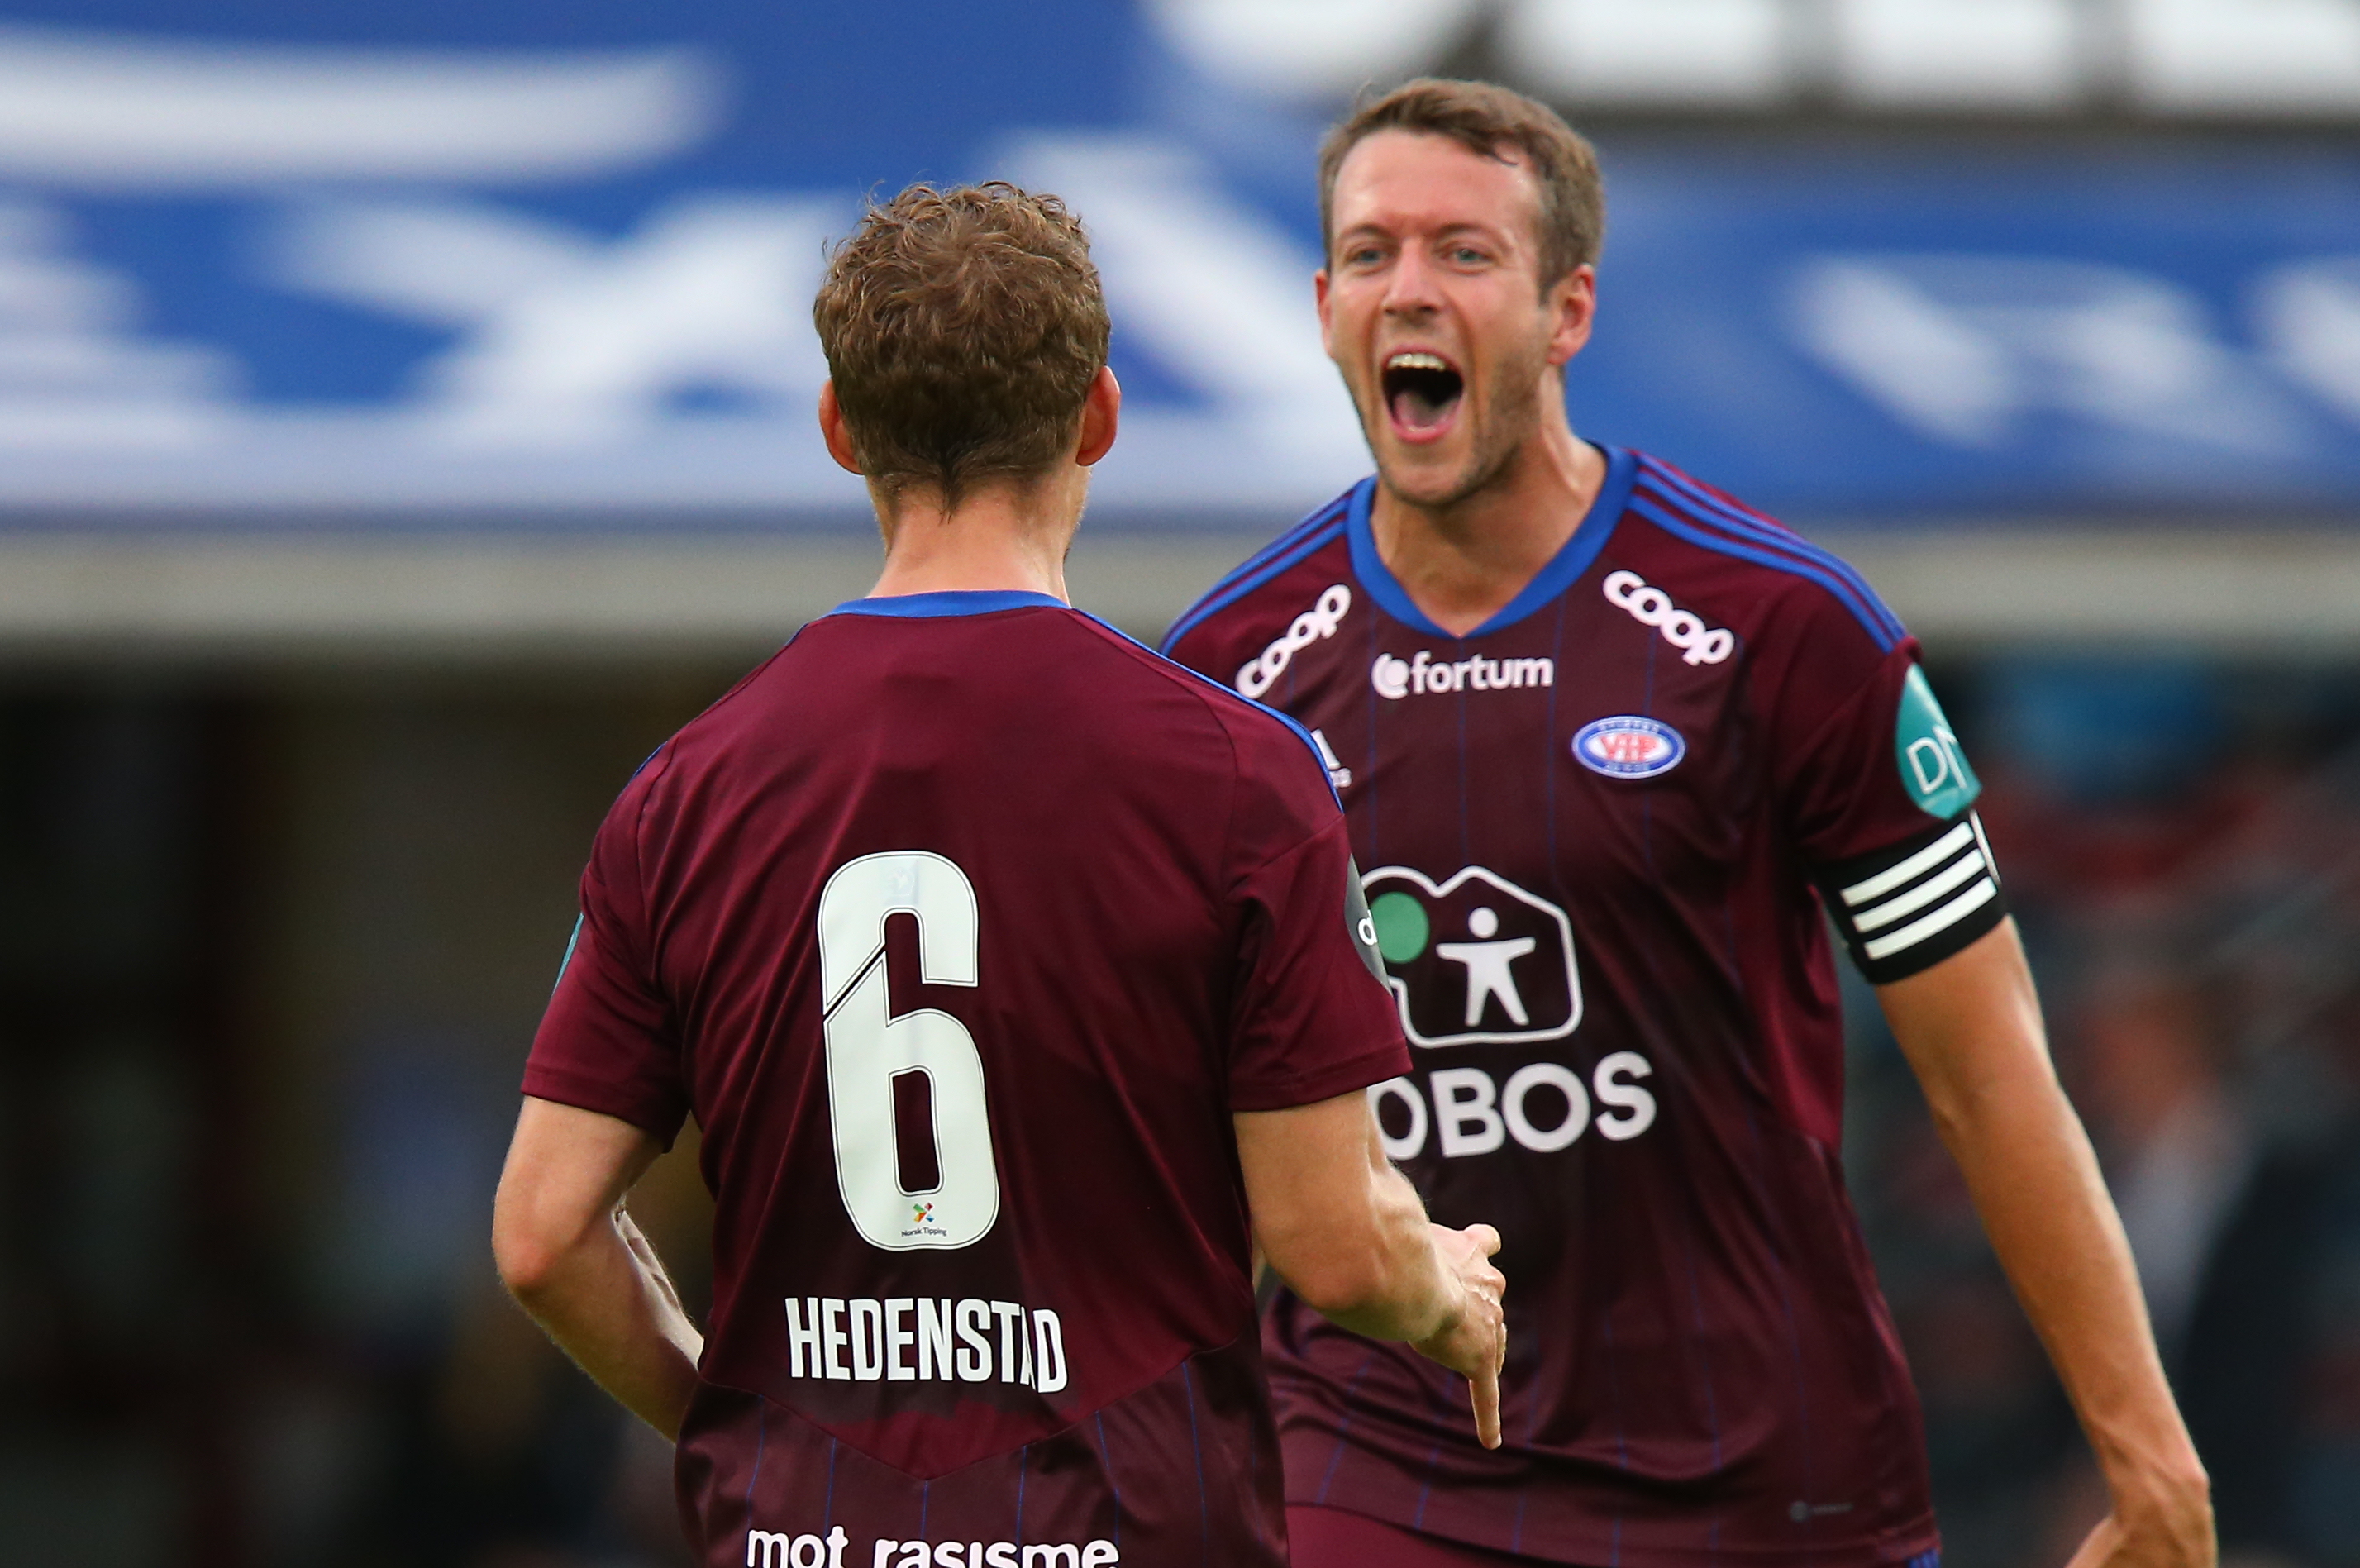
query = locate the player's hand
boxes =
[1410,1222,1507,1450]
[2062,1470,2215,1568]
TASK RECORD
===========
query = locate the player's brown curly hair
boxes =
[813,182,1110,510]
[1318,79,1606,292]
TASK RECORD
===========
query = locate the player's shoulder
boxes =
[1609,448,1908,662]
[1064,608,1342,813]
[1159,484,1362,674]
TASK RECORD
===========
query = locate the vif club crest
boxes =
[1361,866,1581,1047]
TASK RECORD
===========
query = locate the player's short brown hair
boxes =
[813,182,1110,508]
[1318,79,1605,291]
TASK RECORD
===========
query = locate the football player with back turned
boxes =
[1164,81,2212,1568]
[489,182,1505,1568]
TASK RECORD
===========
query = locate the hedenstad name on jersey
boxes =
[1165,447,2005,1568]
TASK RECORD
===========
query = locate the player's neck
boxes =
[868,474,1080,603]
[1371,408,1604,639]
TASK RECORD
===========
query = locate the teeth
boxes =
[1386,351,1451,373]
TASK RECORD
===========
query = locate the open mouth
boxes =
[1381,350,1465,436]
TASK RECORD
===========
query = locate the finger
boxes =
[2059,1516,2120,1568]
[1469,1364,1503,1450]
[1463,1223,1503,1258]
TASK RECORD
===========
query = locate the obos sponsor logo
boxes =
[1236,584,1350,698]
[1367,1055,1658,1161]
[1572,716,1686,779]
[1371,649,1555,699]
[1603,570,1734,665]
[1362,865,1580,1046]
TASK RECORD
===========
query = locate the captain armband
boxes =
[1813,813,2009,985]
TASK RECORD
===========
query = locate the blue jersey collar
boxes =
[1345,443,1636,640]
[828,589,1070,619]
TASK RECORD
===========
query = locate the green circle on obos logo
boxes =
[1895,665,1981,820]
[1369,890,1429,964]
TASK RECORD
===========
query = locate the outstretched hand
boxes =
[1410,1222,1508,1448]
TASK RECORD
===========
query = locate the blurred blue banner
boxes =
[1,1,2358,524]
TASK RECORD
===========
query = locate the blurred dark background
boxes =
[7,1,2360,1565]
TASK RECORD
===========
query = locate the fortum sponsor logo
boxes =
[1371,649,1555,699]
[1603,570,1734,666]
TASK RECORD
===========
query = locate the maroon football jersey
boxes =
[1163,449,2003,1568]
[525,590,1410,1568]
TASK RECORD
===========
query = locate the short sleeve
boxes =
[1223,784,1411,1113]
[522,780,690,1146]
[1775,635,2008,985]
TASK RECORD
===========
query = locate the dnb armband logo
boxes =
[1895,665,1981,819]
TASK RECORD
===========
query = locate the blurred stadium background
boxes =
[4,2,2360,1565]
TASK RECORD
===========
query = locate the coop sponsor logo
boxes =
[1603,570,1734,666]
[1361,865,1580,1046]
[1366,1054,1659,1161]
[1236,584,1350,698]
[1572,716,1686,779]
[1371,648,1555,699]
[784,1296,1066,1392]
[746,1527,1118,1568]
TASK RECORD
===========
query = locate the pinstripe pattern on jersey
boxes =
[1631,457,1905,652]
[1160,491,1356,654]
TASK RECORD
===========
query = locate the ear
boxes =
[1544,265,1597,369]
[818,382,863,474]
[1314,269,1336,362]
[1075,365,1122,468]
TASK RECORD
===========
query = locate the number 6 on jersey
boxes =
[817,851,1001,1251]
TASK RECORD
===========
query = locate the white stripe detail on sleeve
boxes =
[1842,822,1975,908]
[1863,876,1998,960]
[1970,811,2000,889]
[1854,843,1989,932]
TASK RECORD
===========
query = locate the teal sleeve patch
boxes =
[551,913,584,994]
[1895,665,1981,820]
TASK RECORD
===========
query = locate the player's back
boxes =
[532,589,1404,1568]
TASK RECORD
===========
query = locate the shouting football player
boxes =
[1166,80,2211,1568]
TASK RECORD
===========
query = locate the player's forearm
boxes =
[1238,1093,1463,1342]
[493,1099,703,1439]
[1881,926,2209,1515]
[501,1205,704,1439]
[1940,1072,2188,1465]
[1304,1162,1468,1343]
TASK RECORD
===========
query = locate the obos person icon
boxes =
[1163,81,2214,1568]
[492,182,1507,1568]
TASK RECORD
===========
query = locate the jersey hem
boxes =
[518,1063,686,1150]
[1230,1037,1413,1114]
[1285,1499,1942,1568]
